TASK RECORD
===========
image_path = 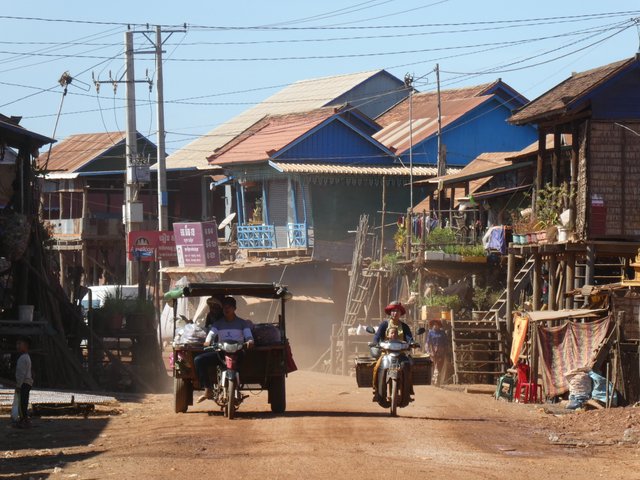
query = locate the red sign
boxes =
[173,221,220,267]
[127,230,177,262]
[157,231,178,262]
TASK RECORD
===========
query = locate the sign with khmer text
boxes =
[173,221,220,267]
[127,230,177,262]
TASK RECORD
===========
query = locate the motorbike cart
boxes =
[164,282,293,417]
[355,327,431,416]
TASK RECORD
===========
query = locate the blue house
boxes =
[374,80,537,167]
[208,106,445,262]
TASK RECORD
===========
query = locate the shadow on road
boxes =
[1,416,110,479]
[191,409,392,419]
[0,451,102,479]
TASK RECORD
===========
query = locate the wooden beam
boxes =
[569,122,579,230]
[533,252,542,310]
[585,243,595,286]
[506,251,515,334]
[552,127,561,187]
[548,255,557,310]
[535,129,546,212]
[565,252,575,309]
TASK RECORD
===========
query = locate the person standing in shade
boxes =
[426,319,448,386]
[12,337,33,428]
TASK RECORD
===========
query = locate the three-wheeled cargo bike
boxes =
[164,282,293,415]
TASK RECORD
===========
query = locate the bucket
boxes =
[18,305,34,322]
[558,227,568,242]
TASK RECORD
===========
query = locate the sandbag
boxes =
[565,368,592,409]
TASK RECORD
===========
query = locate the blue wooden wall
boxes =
[587,64,640,120]
[276,118,394,165]
[398,98,538,166]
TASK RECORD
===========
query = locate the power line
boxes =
[320,0,451,27]
[189,10,640,30]
[1,10,637,31]
[259,0,394,27]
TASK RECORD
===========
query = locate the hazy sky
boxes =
[1,1,639,154]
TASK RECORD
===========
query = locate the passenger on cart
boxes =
[194,296,254,403]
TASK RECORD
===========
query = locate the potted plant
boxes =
[472,286,500,320]
[423,294,462,320]
[99,286,128,331]
[535,182,573,243]
[510,210,537,245]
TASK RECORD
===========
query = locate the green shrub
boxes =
[426,227,456,246]
[422,294,462,312]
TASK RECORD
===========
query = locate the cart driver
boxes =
[195,296,255,403]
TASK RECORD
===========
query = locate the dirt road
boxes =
[2,371,639,479]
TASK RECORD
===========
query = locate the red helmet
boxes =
[384,301,406,316]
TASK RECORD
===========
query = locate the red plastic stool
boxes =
[514,363,543,404]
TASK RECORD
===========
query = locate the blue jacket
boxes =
[374,320,414,344]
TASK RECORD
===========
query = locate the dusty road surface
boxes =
[2,371,639,479]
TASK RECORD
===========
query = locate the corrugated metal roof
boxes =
[459,184,532,201]
[376,81,499,126]
[509,57,635,125]
[37,131,126,172]
[271,162,461,176]
[209,108,337,165]
[0,116,54,150]
[373,96,490,154]
[166,70,388,170]
[415,151,524,186]
[507,133,571,160]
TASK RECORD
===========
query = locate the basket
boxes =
[355,357,376,388]
[412,355,432,386]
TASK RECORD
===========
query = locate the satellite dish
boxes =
[218,212,237,230]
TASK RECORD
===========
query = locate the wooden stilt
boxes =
[549,255,557,310]
[506,251,515,333]
[533,251,542,310]
[566,252,576,309]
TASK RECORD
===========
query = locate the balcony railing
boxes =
[237,224,276,249]
[287,223,308,248]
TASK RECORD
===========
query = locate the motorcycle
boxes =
[366,326,425,416]
[206,340,247,419]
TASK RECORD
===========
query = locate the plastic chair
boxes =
[514,363,543,404]
[495,373,515,401]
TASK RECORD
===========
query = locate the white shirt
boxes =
[205,316,254,344]
[16,353,33,386]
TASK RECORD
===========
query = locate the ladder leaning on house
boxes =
[450,256,534,383]
[481,256,535,324]
[308,214,375,374]
[335,214,373,375]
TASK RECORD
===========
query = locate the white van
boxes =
[80,285,149,311]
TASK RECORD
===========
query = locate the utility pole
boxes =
[404,73,414,217]
[155,25,168,238]
[436,63,445,177]
[125,30,140,285]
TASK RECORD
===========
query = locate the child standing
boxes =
[12,336,33,429]
[426,320,449,386]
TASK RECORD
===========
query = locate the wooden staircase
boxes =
[451,257,534,383]
[450,316,507,384]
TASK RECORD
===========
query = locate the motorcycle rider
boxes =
[371,301,414,403]
[195,296,254,403]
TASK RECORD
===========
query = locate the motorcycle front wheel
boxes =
[226,379,236,419]
[389,378,398,417]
